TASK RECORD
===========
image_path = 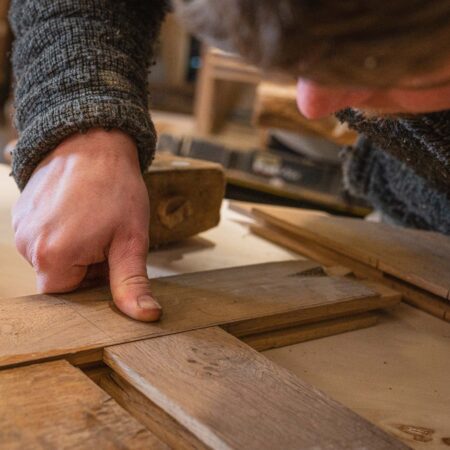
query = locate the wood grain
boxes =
[104,327,406,450]
[99,371,208,450]
[0,360,167,449]
[0,260,396,368]
[145,154,225,247]
[250,221,450,322]
[253,205,450,300]
[241,312,379,351]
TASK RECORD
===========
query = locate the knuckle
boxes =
[31,238,63,270]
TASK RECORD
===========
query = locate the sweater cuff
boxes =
[12,98,156,190]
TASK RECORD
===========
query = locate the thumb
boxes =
[108,232,161,322]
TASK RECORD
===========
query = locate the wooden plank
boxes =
[229,199,329,220]
[250,222,383,279]
[241,312,379,351]
[0,260,397,368]
[221,270,399,337]
[382,275,450,323]
[0,360,167,449]
[104,327,406,450]
[250,222,450,322]
[253,205,450,300]
[99,371,208,450]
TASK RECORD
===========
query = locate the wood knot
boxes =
[395,424,435,443]
[289,267,327,278]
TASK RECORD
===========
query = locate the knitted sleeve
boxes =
[342,137,450,235]
[9,0,170,190]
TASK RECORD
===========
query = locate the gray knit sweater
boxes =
[10,0,170,190]
[9,0,450,234]
[336,109,450,234]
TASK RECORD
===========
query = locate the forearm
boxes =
[10,0,169,190]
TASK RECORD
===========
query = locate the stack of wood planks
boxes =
[235,202,450,322]
[0,260,408,448]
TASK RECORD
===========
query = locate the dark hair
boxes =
[175,0,450,87]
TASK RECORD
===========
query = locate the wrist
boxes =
[35,128,141,173]
[57,128,138,158]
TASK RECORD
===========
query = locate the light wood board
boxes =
[0,360,166,449]
[252,205,450,300]
[250,222,450,322]
[104,327,406,450]
[0,260,399,368]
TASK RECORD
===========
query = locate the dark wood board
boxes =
[0,360,166,449]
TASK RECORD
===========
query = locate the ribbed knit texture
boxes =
[336,108,450,195]
[337,108,450,234]
[9,0,170,190]
[342,137,450,234]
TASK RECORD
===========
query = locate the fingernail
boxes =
[137,295,162,310]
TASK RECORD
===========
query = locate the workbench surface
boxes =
[0,163,448,449]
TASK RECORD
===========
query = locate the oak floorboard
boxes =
[250,222,450,322]
[241,311,379,351]
[99,370,209,450]
[0,360,167,449]
[0,260,396,368]
[104,327,407,450]
[252,205,450,300]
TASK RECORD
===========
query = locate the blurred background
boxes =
[0,5,369,217]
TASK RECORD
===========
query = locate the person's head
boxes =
[176,0,450,118]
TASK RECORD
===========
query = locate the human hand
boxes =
[13,128,161,321]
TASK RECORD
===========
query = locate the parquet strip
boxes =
[99,370,209,450]
[241,311,379,351]
[250,223,450,322]
[0,360,167,449]
[0,260,398,368]
[252,205,450,300]
[104,327,407,450]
